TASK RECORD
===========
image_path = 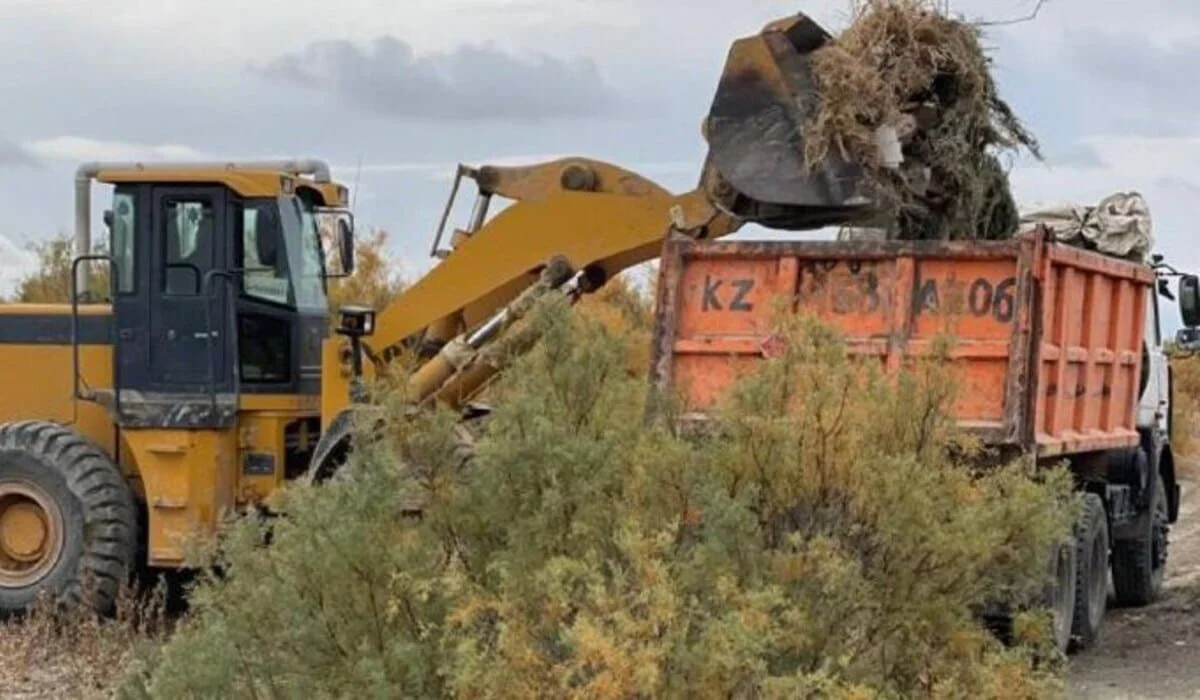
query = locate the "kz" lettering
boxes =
[701,275,755,312]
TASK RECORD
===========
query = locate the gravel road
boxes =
[1068,475,1200,700]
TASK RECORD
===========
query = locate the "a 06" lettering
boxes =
[915,276,1017,323]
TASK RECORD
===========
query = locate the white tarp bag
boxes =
[1018,192,1153,262]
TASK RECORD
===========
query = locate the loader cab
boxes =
[93,167,354,428]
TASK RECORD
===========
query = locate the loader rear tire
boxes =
[0,421,137,616]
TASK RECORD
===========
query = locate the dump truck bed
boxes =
[649,229,1156,458]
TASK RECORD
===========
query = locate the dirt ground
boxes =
[1068,473,1200,700]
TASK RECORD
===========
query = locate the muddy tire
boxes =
[0,420,137,616]
[1112,472,1168,607]
[1070,493,1109,651]
[1044,536,1077,655]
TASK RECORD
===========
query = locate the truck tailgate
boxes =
[649,231,1155,458]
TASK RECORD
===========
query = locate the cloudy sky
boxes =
[1,0,1196,329]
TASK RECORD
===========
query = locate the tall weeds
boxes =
[0,577,169,699]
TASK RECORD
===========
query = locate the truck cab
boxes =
[1141,282,1170,437]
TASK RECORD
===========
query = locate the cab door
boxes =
[146,186,233,394]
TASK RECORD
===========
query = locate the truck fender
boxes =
[1142,424,1180,524]
[1119,430,1180,525]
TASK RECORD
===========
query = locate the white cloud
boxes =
[988,0,1200,49]
[0,0,891,83]
[331,155,697,185]
[5,0,1189,81]
[1,0,643,69]
[252,36,618,121]
[0,140,37,167]
[23,137,210,163]
[1010,134,1200,207]
[1009,133,1200,309]
[330,153,575,177]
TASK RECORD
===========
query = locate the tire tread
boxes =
[1112,475,1167,607]
[0,420,137,613]
[1070,493,1108,651]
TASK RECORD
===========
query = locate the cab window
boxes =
[163,198,214,295]
[110,189,136,294]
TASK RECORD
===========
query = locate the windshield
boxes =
[281,194,328,312]
[239,195,328,312]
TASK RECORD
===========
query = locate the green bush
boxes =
[120,299,1075,699]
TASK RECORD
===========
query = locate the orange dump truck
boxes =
[648,225,1196,654]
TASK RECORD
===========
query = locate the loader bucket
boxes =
[703,13,874,230]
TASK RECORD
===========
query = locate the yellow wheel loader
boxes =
[0,12,874,614]
[0,159,354,614]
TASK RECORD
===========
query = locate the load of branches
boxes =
[805,0,1042,241]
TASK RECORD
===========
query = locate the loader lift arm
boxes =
[311,11,880,476]
[378,158,732,366]
[316,157,742,428]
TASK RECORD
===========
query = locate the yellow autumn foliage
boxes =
[7,234,110,303]
[319,226,408,314]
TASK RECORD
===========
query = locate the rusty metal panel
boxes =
[1032,239,1155,457]
[649,231,1153,459]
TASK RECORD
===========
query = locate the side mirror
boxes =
[255,207,281,267]
[337,218,355,276]
[1159,278,1176,301]
[1179,274,1200,327]
[314,207,355,278]
[102,209,114,231]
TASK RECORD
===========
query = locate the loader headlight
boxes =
[336,306,376,338]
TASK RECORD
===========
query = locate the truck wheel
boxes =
[1112,473,1168,607]
[1070,493,1109,650]
[0,420,137,615]
[1043,537,1077,654]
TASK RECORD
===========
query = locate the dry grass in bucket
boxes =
[804,0,1042,241]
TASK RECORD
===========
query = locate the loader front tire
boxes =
[0,421,137,616]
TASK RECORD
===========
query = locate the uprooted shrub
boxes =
[805,0,1042,241]
[118,298,1076,699]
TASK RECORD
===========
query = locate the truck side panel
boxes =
[1034,243,1153,457]
[650,232,1154,458]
